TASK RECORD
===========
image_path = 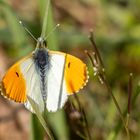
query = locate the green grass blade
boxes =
[47,110,70,140]
[38,0,59,50]
[30,114,45,140]
[41,0,50,37]
[27,96,54,140]
[37,0,70,140]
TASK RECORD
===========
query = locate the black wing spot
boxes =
[68,62,71,68]
[15,72,19,77]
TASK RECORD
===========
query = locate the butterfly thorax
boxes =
[33,48,49,70]
[34,37,49,71]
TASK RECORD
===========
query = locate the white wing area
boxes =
[20,58,44,113]
[46,53,68,112]
[20,54,68,113]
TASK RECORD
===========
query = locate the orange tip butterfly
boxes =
[0,1,89,113]
[1,36,89,112]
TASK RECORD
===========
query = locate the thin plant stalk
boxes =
[87,31,132,140]
[73,94,91,140]
[107,82,139,140]
[127,73,133,115]
[126,73,133,140]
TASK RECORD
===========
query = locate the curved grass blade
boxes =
[40,0,50,37]
[30,114,45,140]
[37,0,69,140]
[27,96,54,140]
[38,0,59,50]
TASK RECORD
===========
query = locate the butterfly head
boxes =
[37,37,47,48]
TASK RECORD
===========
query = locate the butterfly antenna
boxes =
[19,21,38,42]
[44,23,60,40]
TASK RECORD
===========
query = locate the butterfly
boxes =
[0,30,89,113]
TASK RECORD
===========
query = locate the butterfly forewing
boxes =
[19,56,44,113]
[1,56,30,103]
[49,51,88,94]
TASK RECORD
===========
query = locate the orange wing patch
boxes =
[1,60,27,103]
[64,54,88,94]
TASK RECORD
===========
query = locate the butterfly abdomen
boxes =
[33,48,50,102]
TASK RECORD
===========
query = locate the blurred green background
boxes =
[0,0,140,140]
